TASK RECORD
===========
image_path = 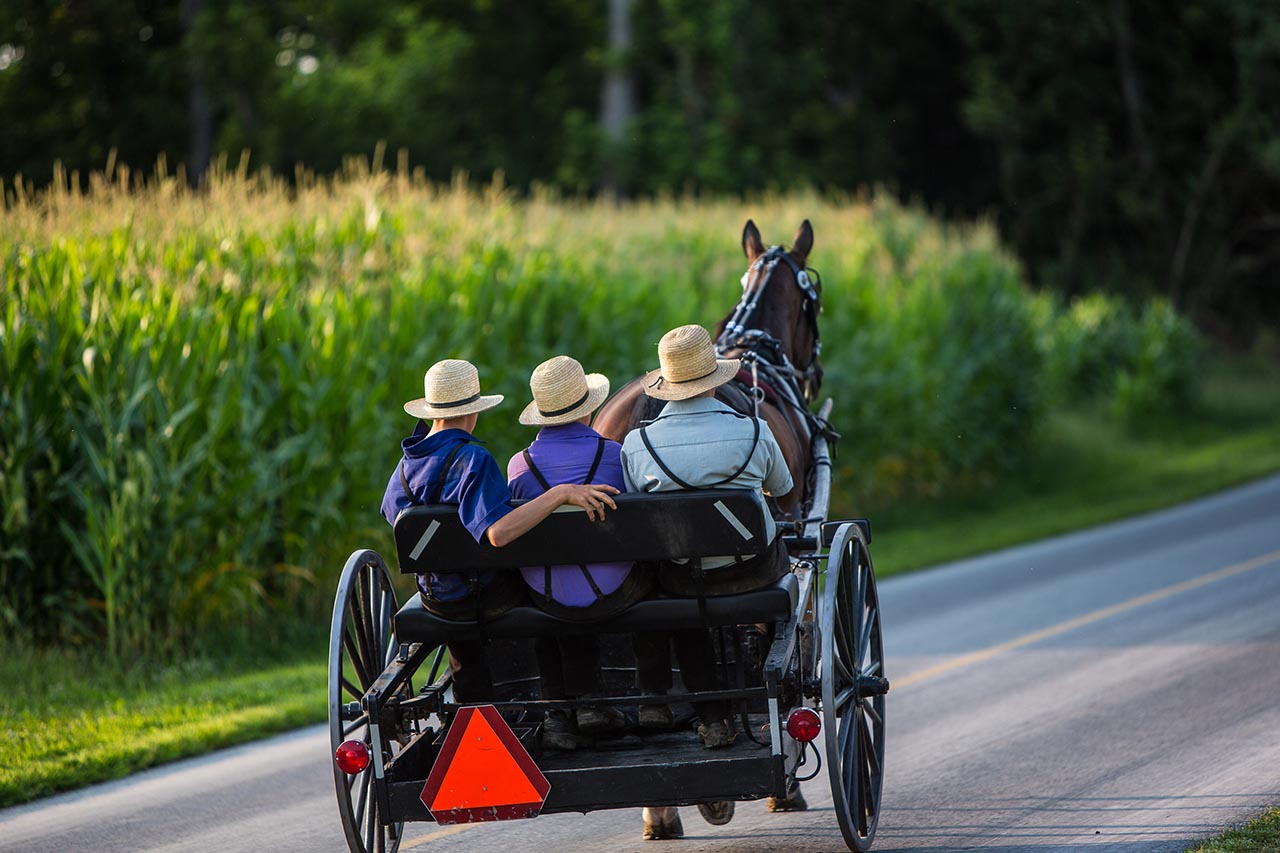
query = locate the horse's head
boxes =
[715,219,824,402]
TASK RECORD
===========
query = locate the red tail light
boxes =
[785,707,821,742]
[335,739,371,774]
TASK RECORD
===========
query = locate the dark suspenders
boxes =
[638,409,761,490]
[522,438,608,605]
[637,409,762,624]
[399,440,472,507]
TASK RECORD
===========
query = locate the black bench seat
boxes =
[391,489,798,644]
[394,574,798,645]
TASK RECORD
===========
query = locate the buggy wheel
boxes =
[820,525,887,852]
[328,549,404,853]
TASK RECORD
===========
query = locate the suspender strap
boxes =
[524,437,612,604]
[522,448,553,491]
[639,414,760,489]
[584,437,606,485]
[400,440,472,507]
[522,437,606,491]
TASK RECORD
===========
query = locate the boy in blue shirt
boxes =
[381,359,618,701]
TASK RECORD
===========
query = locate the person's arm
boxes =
[760,422,795,498]
[486,482,619,547]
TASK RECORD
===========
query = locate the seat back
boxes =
[393,489,769,575]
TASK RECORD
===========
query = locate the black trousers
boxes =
[634,538,791,723]
[633,629,728,723]
[535,635,604,699]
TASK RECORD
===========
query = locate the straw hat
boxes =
[643,325,741,401]
[519,356,610,426]
[403,359,504,419]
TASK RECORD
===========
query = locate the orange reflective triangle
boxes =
[430,710,541,809]
[420,705,551,824]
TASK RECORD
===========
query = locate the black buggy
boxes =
[327,401,888,852]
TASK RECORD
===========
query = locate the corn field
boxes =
[0,164,1199,653]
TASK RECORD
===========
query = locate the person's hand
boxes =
[557,483,619,521]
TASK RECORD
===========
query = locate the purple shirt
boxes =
[507,421,631,607]
[382,426,513,602]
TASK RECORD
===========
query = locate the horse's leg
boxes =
[642,806,684,840]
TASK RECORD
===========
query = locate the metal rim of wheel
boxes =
[328,549,405,853]
[820,524,887,853]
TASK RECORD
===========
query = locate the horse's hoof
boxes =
[697,800,735,825]
[767,786,808,812]
[642,807,684,840]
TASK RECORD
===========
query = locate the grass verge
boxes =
[0,632,326,808]
[1187,808,1280,852]
[3,357,1278,809]
[861,355,1280,576]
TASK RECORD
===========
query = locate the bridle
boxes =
[715,246,824,405]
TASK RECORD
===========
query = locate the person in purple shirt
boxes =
[507,356,652,748]
[381,359,619,702]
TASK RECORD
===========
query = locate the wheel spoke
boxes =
[833,650,855,685]
[839,713,857,763]
[344,626,372,689]
[862,658,880,677]
[342,676,364,701]
[863,701,882,727]
[353,570,379,678]
[389,824,403,853]
[380,593,396,667]
[344,714,369,737]
[365,793,376,853]
[858,607,876,666]
[850,546,864,664]
[354,770,369,829]
[854,709,871,835]
[860,711,881,777]
[835,685,857,712]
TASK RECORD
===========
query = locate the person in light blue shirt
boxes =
[621,325,795,749]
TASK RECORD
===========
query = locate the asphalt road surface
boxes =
[4,475,1278,853]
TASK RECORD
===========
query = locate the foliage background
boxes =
[0,174,1198,653]
[2,0,1278,336]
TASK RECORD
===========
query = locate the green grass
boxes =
[3,356,1277,809]
[859,355,1280,576]
[1187,808,1280,852]
[0,632,326,808]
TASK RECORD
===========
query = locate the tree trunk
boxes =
[599,0,635,194]
[181,0,212,187]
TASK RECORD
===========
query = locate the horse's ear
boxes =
[790,220,814,265]
[742,220,765,261]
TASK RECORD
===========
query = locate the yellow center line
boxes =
[399,822,475,849]
[892,547,1280,690]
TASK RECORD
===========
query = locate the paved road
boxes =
[4,475,1279,853]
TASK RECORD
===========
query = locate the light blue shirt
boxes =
[620,397,793,568]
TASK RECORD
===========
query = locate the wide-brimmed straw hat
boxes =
[519,356,610,426]
[643,324,741,401]
[403,359,504,419]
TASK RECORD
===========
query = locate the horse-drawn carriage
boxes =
[327,221,890,852]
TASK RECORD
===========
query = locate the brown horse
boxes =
[594,219,825,520]
[593,220,826,838]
